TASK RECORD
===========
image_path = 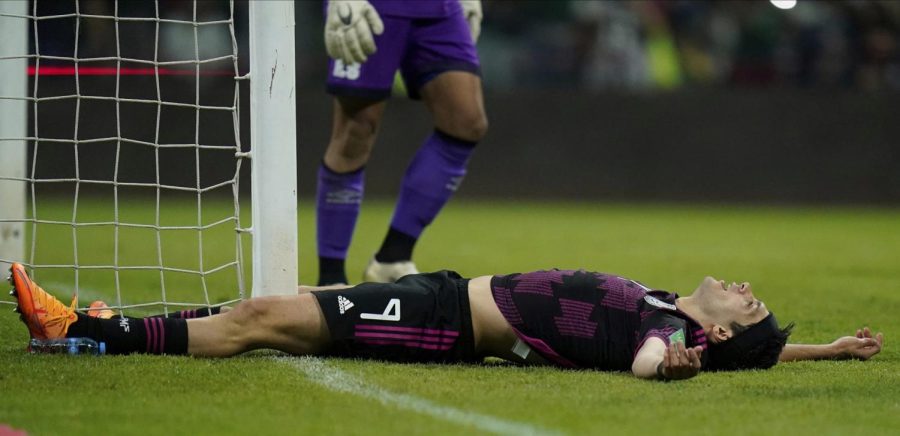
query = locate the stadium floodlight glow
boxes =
[769,0,798,10]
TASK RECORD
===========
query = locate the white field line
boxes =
[275,356,564,436]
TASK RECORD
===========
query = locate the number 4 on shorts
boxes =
[360,298,400,321]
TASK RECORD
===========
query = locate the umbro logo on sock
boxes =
[119,318,131,332]
[446,176,465,192]
[337,295,355,314]
[326,190,362,205]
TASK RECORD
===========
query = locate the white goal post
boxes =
[0,0,27,276]
[248,1,298,298]
[0,0,297,312]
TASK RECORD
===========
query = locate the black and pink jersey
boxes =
[490,269,708,370]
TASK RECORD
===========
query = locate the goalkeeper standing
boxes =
[317,0,487,285]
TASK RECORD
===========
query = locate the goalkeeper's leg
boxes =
[369,72,486,281]
[316,97,387,286]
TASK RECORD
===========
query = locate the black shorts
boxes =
[313,270,477,363]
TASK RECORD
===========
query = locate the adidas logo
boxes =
[337,295,354,314]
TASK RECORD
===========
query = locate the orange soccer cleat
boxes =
[7,263,77,340]
[86,300,116,319]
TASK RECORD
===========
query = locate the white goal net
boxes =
[0,0,297,316]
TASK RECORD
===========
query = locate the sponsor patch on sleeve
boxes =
[668,329,686,345]
[644,294,677,311]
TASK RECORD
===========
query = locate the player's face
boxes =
[692,277,770,328]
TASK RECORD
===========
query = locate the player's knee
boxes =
[343,113,380,144]
[328,120,378,168]
[226,298,270,332]
[439,111,488,143]
[468,113,489,142]
[335,99,382,147]
[326,142,372,170]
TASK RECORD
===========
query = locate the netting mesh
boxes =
[0,1,247,316]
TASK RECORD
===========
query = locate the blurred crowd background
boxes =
[31,0,900,92]
[476,0,900,91]
[19,0,900,203]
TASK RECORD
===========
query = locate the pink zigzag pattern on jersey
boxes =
[600,277,644,313]
[491,284,523,324]
[554,298,597,338]
[512,271,565,296]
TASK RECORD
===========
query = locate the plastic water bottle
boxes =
[28,337,106,355]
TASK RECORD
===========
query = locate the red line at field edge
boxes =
[28,66,235,77]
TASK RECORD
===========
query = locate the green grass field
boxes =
[1,199,898,435]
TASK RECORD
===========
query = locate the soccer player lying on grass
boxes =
[7,263,883,381]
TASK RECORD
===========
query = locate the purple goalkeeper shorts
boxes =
[326,9,481,100]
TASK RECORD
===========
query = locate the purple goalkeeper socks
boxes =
[317,130,476,276]
[388,129,476,241]
[316,163,365,284]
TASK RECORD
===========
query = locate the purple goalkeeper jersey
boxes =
[325,0,461,18]
[491,270,708,370]
[369,0,461,18]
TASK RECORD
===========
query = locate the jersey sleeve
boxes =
[635,311,689,355]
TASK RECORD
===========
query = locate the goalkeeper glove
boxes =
[324,0,385,64]
[459,0,483,42]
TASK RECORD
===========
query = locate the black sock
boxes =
[110,306,222,320]
[318,256,347,285]
[66,312,188,355]
[374,227,417,263]
[155,307,222,319]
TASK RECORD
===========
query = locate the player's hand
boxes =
[830,327,884,360]
[325,0,384,64]
[459,0,482,42]
[659,342,703,380]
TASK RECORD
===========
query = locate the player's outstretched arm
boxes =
[779,327,884,362]
[632,337,702,381]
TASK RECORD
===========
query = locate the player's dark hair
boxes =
[705,313,794,371]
